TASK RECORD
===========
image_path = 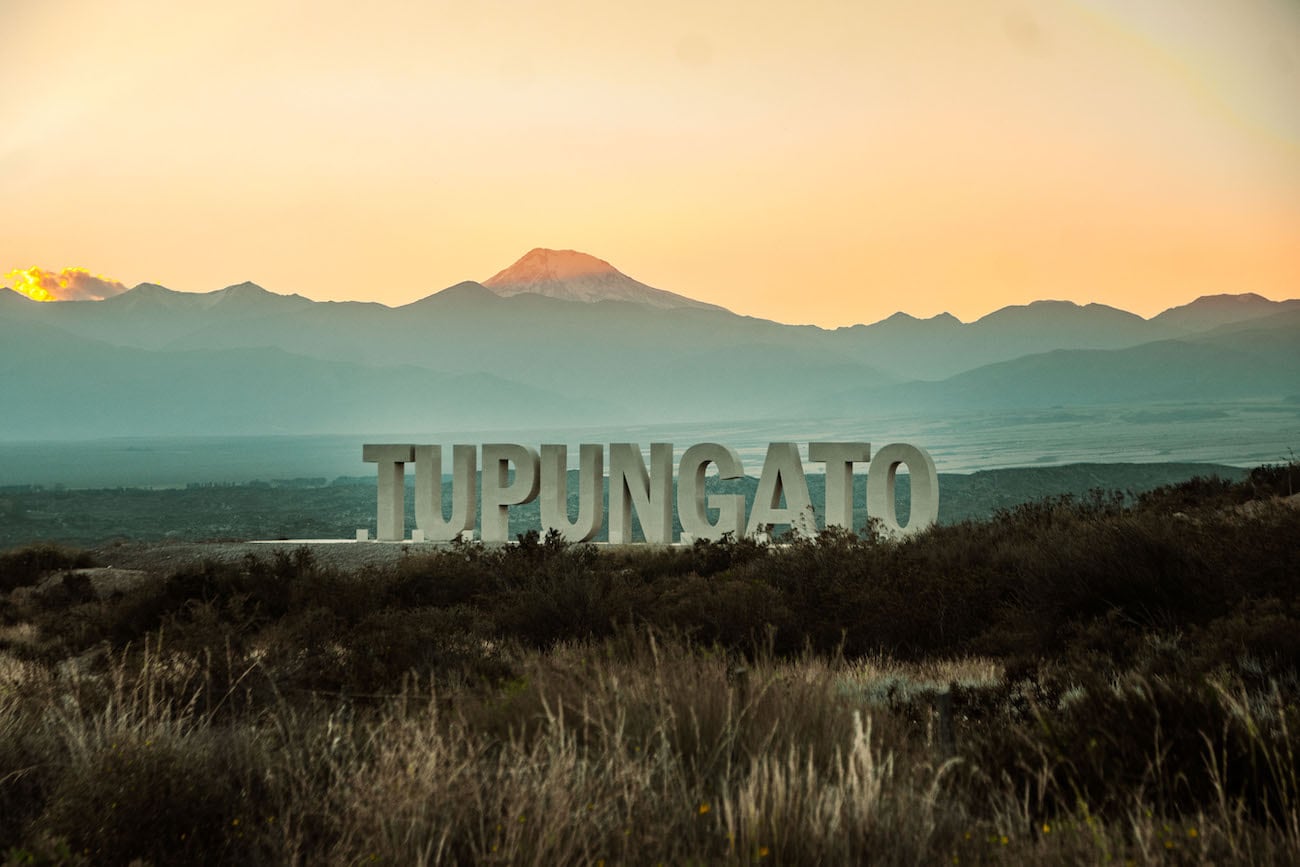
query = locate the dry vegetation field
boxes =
[1,463,1298,865]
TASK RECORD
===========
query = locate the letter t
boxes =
[809,442,870,530]
[363,444,414,541]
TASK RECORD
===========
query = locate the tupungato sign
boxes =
[362,442,938,544]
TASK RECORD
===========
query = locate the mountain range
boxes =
[2,248,1297,440]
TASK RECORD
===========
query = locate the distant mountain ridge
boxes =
[5,251,1295,332]
[2,251,1297,440]
[1151,293,1300,334]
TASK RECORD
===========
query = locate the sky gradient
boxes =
[3,0,1297,326]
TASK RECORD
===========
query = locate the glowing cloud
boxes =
[5,266,127,302]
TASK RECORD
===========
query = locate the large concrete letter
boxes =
[866,443,939,537]
[677,443,745,541]
[809,442,871,530]
[480,443,540,543]
[362,444,414,541]
[414,445,477,542]
[608,443,673,544]
[747,442,815,538]
[540,444,604,542]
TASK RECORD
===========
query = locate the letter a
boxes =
[746,442,815,539]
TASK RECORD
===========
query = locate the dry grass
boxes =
[0,631,1297,865]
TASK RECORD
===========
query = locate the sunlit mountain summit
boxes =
[481,248,725,311]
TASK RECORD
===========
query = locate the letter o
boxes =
[866,443,939,537]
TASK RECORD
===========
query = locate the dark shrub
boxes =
[0,544,96,593]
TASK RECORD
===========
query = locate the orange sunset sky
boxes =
[2,0,1298,327]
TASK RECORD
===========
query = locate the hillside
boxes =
[0,461,1296,864]
[0,317,603,438]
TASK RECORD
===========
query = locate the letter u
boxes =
[540,444,604,542]
[414,445,477,542]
